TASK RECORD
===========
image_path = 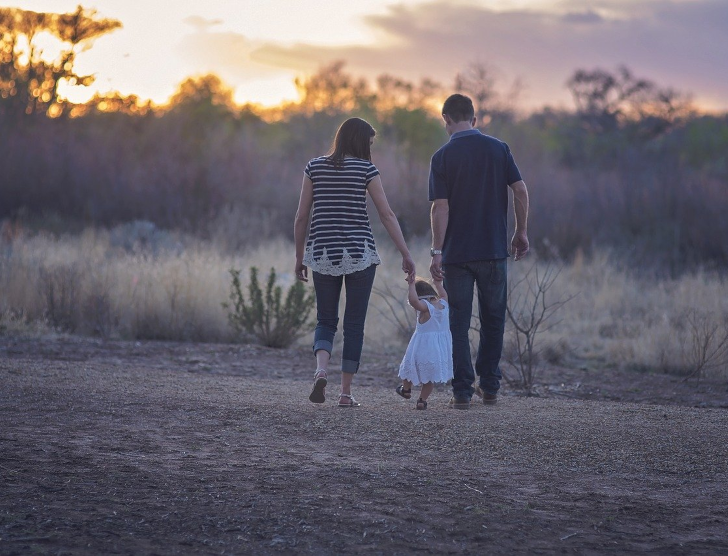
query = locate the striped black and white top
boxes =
[303,156,382,276]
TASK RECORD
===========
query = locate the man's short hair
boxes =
[442,94,475,123]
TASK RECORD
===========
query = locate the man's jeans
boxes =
[311,265,376,373]
[444,259,507,399]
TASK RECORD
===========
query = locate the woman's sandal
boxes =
[415,398,427,410]
[309,369,327,404]
[396,385,412,399]
[338,393,361,408]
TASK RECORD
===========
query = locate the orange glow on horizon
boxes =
[7,0,728,115]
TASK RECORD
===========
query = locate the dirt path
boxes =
[1,337,727,555]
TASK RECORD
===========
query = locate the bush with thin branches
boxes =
[680,309,728,383]
[503,261,574,394]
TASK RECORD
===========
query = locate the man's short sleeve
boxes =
[366,162,380,185]
[428,150,447,201]
[304,160,313,180]
[504,143,522,185]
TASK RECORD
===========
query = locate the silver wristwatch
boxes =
[430,248,442,256]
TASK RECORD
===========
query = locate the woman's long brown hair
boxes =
[327,117,376,167]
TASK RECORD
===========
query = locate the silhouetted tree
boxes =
[566,65,692,136]
[294,60,374,115]
[375,74,442,113]
[70,92,153,117]
[455,62,520,127]
[0,5,121,118]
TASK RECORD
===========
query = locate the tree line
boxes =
[2,5,727,272]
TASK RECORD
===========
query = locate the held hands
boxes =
[429,254,444,282]
[511,231,530,261]
[402,254,416,282]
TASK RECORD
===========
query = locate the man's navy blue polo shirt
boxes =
[428,129,522,264]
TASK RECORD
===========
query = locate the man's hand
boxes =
[430,254,444,281]
[511,231,529,261]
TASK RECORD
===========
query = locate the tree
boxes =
[566,65,692,135]
[168,74,236,114]
[375,74,442,113]
[70,91,153,117]
[294,60,374,115]
[454,62,520,127]
[0,5,121,118]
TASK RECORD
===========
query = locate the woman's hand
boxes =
[295,260,308,282]
[402,254,415,281]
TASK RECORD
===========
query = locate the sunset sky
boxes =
[9,0,728,111]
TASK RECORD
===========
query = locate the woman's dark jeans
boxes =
[444,259,507,399]
[311,264,377,374]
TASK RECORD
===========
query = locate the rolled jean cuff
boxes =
[341,359,359,374]
[313,339,333,355]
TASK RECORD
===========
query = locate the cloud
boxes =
[560,10,605,25]
[247,0,728,109]
[178,28,281,81]
[183,15,223,32]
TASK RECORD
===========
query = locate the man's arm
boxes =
[508,180,529,261]
[430,199,449,280]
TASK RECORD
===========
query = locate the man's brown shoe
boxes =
[448,396,471,410]
[482,392,498,405]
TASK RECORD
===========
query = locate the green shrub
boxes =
[223,266,315,348]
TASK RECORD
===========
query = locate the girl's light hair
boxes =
[414,277,438,299]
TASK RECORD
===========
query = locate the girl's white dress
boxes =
[398,299,454,385]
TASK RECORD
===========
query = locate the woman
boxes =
[294,117,415,407]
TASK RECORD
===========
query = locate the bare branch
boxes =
[504,260,574,394]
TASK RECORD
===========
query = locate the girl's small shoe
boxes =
[396,384,412,399]
[415,398,427,410]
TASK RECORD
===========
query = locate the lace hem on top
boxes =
[304,245,381,276]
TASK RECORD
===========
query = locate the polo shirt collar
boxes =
[449,129,482,141]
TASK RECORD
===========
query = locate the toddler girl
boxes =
[396,275,453,409]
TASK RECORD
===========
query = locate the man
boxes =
[429,93,530,409]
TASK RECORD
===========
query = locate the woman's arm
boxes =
[367,175,415,277]
[293,175,314,281]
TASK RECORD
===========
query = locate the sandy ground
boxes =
[1,336,727,555]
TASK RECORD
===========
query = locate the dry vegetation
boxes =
[2,227,726,381]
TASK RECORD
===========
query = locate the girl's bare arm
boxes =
[408,277,429,312]
[433,279,448,301]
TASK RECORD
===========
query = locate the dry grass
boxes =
[1,228,727,379]
[0,227,295,343]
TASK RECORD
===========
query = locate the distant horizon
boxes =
[64,67,728,121]
[7,0,728,113]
